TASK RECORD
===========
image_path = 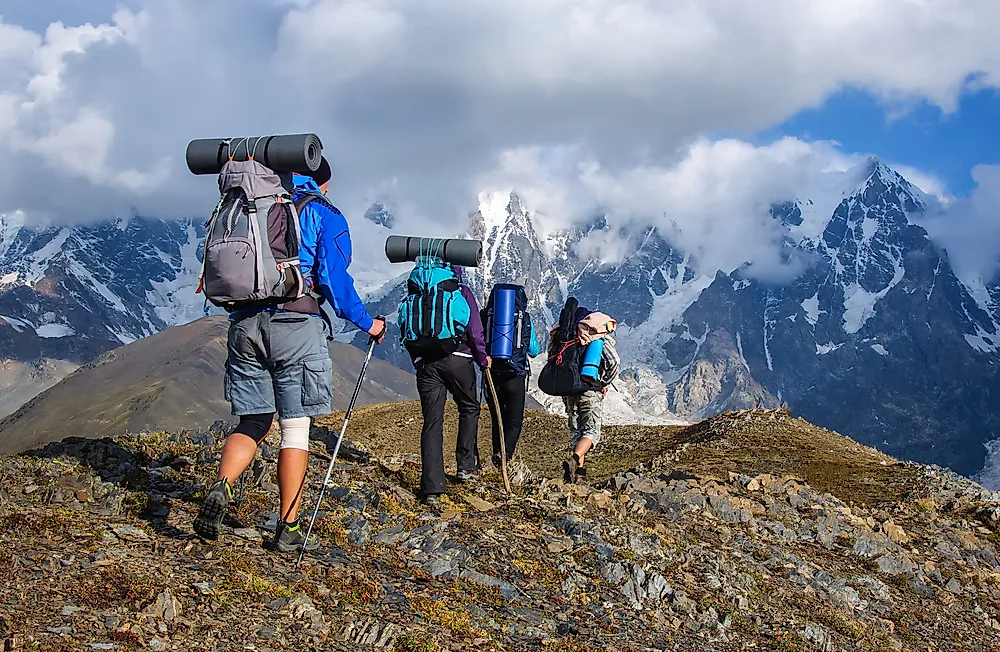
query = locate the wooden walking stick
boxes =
[484,368,513,495]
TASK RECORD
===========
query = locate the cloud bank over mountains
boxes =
[0,0,998,280]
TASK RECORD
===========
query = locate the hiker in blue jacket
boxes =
[194,157,386,552]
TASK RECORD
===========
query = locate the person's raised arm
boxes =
[314,209,385,341]
[461,286,490,368]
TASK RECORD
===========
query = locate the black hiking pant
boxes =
[416,354,481,496]
[484,368,527,462]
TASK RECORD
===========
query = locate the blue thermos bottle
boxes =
[580,338,605,381]
[489,287,517,359]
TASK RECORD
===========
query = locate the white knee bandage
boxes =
[278,416,311,451]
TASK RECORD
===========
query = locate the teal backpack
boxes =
[398,255,471,360]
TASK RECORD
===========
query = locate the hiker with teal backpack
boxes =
[398,258,490,506]
[481,284,542,467]
[191,151,386,551]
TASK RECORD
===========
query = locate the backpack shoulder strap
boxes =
[293,193,319,215]
[295,191,343,216]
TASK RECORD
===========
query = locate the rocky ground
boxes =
[2,407,1000,651]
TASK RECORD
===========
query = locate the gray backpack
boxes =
[197,159,307,310]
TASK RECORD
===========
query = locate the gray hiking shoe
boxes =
[422,493,442,507]
[193,479,233,540]
[456,469,478,483]
[274,519,320,553]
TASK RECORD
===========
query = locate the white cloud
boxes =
[920,165,1000,284]
[479,137,869,279]
[0,0,996,249]
[889,164,949,199]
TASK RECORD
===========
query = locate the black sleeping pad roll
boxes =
[186,134,323,175]
[384,236,482,267]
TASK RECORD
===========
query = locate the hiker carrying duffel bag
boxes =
[538,296,595,397]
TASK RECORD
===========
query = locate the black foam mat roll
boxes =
[186,134,323,175]
[385,236,482,267]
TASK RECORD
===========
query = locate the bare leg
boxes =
[216,433,259,484]
[278,448,309,522]
[573,437,594,467]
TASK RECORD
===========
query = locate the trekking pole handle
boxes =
[369,314,387,344]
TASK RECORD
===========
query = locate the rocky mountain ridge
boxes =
[2,407,999,651]
[3,158,999,484]
[0,214,207,415]
[432,159,1000,480]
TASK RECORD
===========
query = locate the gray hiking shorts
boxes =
[225,311,332,419]
[564,390,603,448]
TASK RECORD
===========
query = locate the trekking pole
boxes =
[484,368,513,496]
[295,318,385,569]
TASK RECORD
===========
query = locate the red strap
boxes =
[550,340,574,365]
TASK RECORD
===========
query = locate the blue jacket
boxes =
[527,321,542,358]
[291,174,374,333]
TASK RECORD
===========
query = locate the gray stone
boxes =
[708,494,751,523]
[646,573,673,601]
[456,568,519,600]
[854,533,891,559]
[628,531,661,557]
[233,527,263,543]
[338,617,398,648]
[342,514,371,546]
[804,623,834,651]
[601,562,627,585]
[375,523,408,545]
[111,524,150,541]
[144,590,181,622]
[876,554,915,576]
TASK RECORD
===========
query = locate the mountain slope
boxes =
[0,316,416,455]
[655,160,1000,475]
[0,214,208,412]
[2,408,998,650]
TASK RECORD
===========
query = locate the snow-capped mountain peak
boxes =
[364,202,395,229]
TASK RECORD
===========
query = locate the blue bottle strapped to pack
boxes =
[489,286,518,359]
[580,338,605,382]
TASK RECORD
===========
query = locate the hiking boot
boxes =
[456,469,478,483]
[575,466,588,484]
[492,453,502,469]
[193,478,233,540]
[562,455,580,484]
[422,493,442,507]
[274,518,320,553]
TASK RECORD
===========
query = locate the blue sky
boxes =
[765,87,1000,197]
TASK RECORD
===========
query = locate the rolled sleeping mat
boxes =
[385,236,482,267]
[186,134,323,175]
[580,338,605,382]
[489,287,517,360]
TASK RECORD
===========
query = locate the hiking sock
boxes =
[193,478,233,540]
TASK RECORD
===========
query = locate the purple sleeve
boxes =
[461,286,489,367]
